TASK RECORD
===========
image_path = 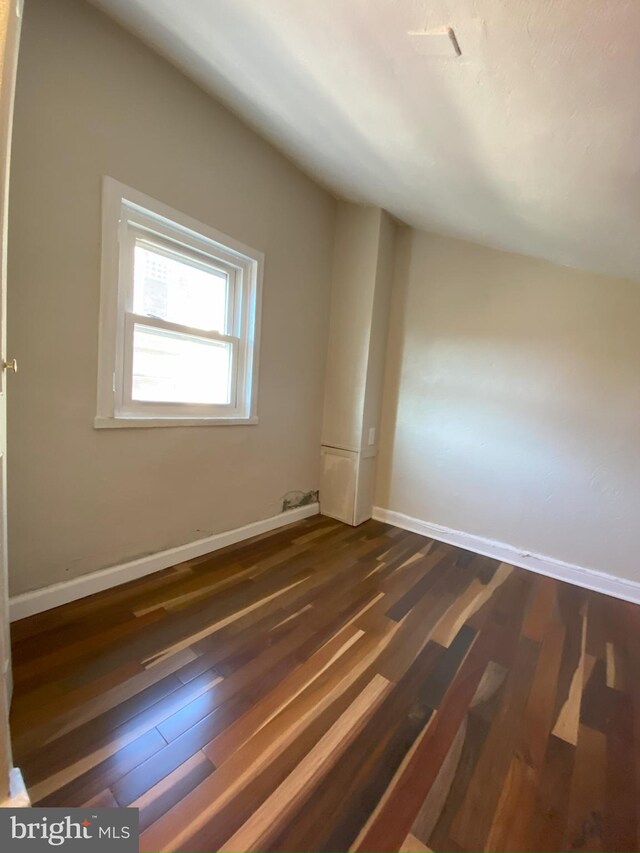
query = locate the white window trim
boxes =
[95,177,263,428]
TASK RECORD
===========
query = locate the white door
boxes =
[0,0,22,804]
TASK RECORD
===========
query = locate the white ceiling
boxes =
[89,0,640,279]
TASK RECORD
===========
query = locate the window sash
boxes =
[121,206,248,273]
[117,313,242,418]
[116,225,246,418]
[126,227,241,336]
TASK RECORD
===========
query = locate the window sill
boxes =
[94,415,259,429]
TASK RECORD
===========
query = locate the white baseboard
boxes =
[373,506,640,605]
[9,504,320,622]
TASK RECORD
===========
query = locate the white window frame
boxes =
[95,177,263,428]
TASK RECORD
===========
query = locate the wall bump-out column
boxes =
[320,203,396,525]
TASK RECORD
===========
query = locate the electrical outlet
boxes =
[368,427,376,446]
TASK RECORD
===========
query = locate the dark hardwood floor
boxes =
[9,515,640,852]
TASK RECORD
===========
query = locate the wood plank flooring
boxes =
[9,515,640,852]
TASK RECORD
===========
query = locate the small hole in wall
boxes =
[282,490,319,512]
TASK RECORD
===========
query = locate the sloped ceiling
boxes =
[89,0,640,279]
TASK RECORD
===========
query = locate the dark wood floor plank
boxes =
[426,662,508,851]
[133,750,217,833]
[354,626,505,851]
[448,636,540,851]
[9,515,639,853]
[35,728,167,808]
[563,723,607,851]
[528,734,576,851]
[266,640,443,852]
[605,690,638,851]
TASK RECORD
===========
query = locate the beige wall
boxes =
[377,227,640,583]
[7,0,336,595]
[321,203,382,452]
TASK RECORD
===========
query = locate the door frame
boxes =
[0,0,24,807]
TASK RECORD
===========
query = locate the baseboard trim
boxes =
[373,506,640,605]
[9,504,320,622]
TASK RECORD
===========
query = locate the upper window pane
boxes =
[133,241,228,333]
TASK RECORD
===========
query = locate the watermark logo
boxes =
[1,808,138,852]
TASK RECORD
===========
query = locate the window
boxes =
[96,178,262,427]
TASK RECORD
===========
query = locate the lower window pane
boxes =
[132,324,232,405]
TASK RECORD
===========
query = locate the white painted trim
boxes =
[96,176,263,427]
[94,415,259,429]
[9,504,319,621]
[0,768,29,808]
[373,507,640,605]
